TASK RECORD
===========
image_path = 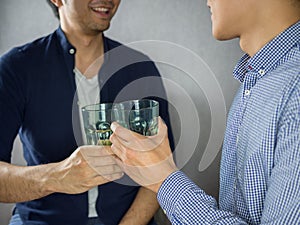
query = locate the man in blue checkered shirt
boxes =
[110,0,300,224]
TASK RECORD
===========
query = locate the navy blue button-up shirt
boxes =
[0,27,174,225]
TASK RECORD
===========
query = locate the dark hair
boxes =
[46,0,59,19]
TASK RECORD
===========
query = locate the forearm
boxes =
[0,146,124,203]
[119,187,159,225]
[0,161,57,203]
[158,171,248,224]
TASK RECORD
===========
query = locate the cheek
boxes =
[112,0,120,9]
[211,13,224,36]
[112,4,120,15]
[211,15,235,40]
[212,7,241,37]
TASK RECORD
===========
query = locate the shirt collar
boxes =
[234,21,300,83]
[56,26,75,55]
[55,26,110,56]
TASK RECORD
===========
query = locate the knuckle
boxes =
[126,150,135,160]
[84,178,98,188]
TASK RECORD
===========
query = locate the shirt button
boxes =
[259,69,265,75]
[69,48,75,54]
[245,90,251,96]
[163,209,167,214]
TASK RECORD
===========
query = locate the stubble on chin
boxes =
[84,21,111,35]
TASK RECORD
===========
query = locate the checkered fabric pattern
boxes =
[157,21,300,224]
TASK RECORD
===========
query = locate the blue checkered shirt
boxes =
[157,21,300,224]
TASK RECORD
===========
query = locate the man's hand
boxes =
[47,145,124,194]
[0,145,123,203]
[109,117,177,193]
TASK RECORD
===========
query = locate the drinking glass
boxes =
[113,99,159,136]
[81,103,114,146]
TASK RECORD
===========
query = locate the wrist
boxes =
[147,168,178,193]
[40,162,61,194]
[146,181,163,193]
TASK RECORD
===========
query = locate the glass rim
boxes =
[114,99,159,111]
[81,99,159,112]
[81,102,114,112]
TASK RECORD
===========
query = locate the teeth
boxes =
[93,7,109,12]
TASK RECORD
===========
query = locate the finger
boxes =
[94,171,124,184]
[137,117,169,151]
[111,117,166,140]
[111,155,128,176]
[111,122,143,142]
[80,145,114,157]
[92,164,123,176]
[103,146,115,155]
[112,120,167,152]
[110,140,127,162]
[154,117,168,140]
[97,164,123,174]
[111,117,169,152]
[112,154,125,168]
[84,155,118,166]
[102,172,124,182]
[110,127,153,152]
[81,145,119,166]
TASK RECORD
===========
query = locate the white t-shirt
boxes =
[74,68,99,218]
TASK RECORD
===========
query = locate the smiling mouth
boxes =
[91,7,110,15]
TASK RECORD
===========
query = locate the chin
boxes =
[89,23,110,33]
[212,30,236,41]
[103,23,111,31]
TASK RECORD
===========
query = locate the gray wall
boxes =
[0,0,242,224]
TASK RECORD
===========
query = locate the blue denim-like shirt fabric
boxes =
[0,27,173,225]
[157,21,300,224]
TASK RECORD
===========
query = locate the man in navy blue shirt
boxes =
[0,0,174,225]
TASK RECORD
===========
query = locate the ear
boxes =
[50,0,63,7]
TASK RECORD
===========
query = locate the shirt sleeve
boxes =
[0,52,25,162]
[260,84,300,224]
[157,171,248,224]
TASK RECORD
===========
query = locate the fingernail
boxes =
[111,122,117,132]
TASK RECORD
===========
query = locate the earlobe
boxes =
[50,0,63,7]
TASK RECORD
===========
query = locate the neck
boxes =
[62,26,105,78]
[239,3,300,57]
